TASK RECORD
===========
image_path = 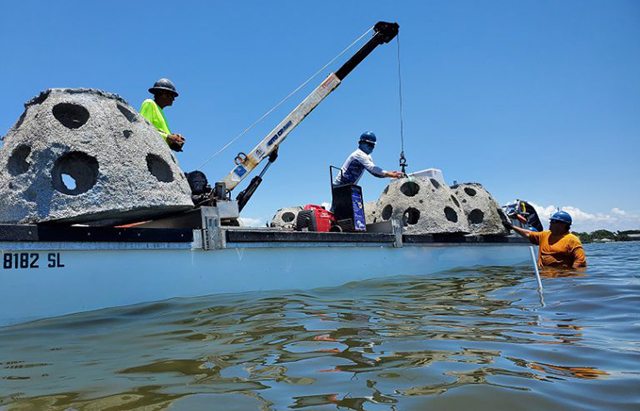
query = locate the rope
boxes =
[196,26,375,171]
[396,33,407,174]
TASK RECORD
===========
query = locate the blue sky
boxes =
[1,1,639,232]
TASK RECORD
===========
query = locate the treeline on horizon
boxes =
[572,229,640,243]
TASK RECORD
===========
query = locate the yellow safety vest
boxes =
[139,99,170,142]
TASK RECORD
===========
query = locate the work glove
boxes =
[167,133,185,152]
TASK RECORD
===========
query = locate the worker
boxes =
[139,78,185,152]
[333,132,403,186]
[507,211,587,269]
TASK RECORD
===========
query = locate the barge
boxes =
[0,208,529,327]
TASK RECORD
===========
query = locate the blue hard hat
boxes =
[359,131,377,145]
[550,210,572,225]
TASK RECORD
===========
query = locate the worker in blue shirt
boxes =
[333,132,403,186]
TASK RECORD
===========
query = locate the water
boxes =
[1,242,639,410]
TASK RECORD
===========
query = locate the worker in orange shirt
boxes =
[507,211,587,269]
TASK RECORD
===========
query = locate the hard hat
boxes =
[359,131,377,145]
[149,78,179,97]
[550,210,572,225]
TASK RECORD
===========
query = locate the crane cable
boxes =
[196,26,375,171]
[396,33,408,175]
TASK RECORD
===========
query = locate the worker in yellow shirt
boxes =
[508,211,587,269]
[140,78,185,152]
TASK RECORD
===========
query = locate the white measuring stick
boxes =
[530,246,544,291]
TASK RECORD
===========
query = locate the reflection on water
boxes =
[1,242,639,410]
[540,267,587,278]
[522,362,610,380]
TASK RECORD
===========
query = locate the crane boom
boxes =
[221,21,399,192]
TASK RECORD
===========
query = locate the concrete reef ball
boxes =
[0,88,193,225]
[451,182,509,235]
[364,201,377,224]
[373,176,470,234]
[269,206,304,230]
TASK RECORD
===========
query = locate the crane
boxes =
[213,21,399,214]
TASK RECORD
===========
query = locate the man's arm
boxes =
[571,244,587,268]
[359,152,403,179]
[384,171,404,178]
[506,221,532,239]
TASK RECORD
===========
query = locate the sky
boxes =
[1,0,639,233]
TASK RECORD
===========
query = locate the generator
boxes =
[296,205,336,232]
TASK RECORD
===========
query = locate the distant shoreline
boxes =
[573,229,640,244]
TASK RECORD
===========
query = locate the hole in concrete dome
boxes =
[51,151,99,195]
[430,178,441,189]
[62,174,77,190]
[468,209,484,224]
[146,153,174,183]
[282,212,296,223]
[383,186,389,195]
[52,103,90,129]
[117,103,138,123]
[444,206,458,222]
[400,181,420,197]
[403,207,420,226]
[8,145,32,176]
[123,130,133,138]
[451,195,460,208]
[382,204,393,220]
[464,187,476,197]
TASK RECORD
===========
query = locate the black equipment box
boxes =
[331,183,366,232]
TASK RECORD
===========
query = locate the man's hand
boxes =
[387,171,404,179]
[510,224,532,239]
[167,133,185,152]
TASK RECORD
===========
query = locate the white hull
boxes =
[0,240,529,327]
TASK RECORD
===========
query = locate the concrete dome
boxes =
[0,88,193,225]
[372,176,470,234]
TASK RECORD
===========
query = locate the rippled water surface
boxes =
[1,242,639,410]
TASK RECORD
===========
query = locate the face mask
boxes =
[359,142,374,154]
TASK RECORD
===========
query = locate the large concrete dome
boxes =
[371,177,470,234]
[451,182,509,235]
[0,88,193,225]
